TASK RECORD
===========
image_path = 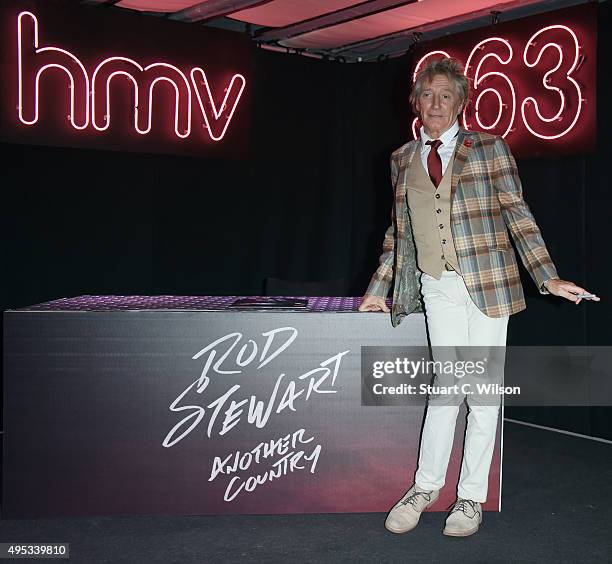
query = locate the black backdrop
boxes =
[1,3,610,439]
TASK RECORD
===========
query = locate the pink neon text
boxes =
[17,11,246,141]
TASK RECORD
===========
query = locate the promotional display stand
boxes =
[3,296,502,518]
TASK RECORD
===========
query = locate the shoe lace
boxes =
[451,498,477,516]
[400,488,432,509]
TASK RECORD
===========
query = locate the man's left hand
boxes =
[545,279,601,305]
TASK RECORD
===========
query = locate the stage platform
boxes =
[0,422,607,563]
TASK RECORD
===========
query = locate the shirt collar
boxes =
[420,119,460,147]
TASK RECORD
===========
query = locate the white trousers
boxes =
[414,270,509,503]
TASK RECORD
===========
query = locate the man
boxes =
[359,57,599,537]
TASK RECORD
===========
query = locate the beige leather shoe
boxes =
[443,498,482,537]
[384,484,439,533]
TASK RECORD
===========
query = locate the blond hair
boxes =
[409,57,470,114]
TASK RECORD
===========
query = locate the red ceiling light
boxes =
[117,1,201,13]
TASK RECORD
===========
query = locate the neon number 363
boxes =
[414,25,584,141]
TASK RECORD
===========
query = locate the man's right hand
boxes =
[358,294,390,313]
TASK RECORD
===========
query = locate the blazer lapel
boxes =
[397,141,419,207]
[450,127,473,204]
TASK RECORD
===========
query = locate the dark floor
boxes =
[1,421,611,564]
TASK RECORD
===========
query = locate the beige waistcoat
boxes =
[405,151,461,279]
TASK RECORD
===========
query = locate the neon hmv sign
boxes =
[410,15,595,155]
[16,11,246,142]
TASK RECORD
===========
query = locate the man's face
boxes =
[415,74,463,138]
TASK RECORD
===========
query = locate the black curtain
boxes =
[2,2,610,438]
[504,1,612,439]
[0,49,413,301]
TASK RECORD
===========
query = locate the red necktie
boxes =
[426,139,443,188]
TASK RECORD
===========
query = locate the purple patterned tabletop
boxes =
[8,295,393,313]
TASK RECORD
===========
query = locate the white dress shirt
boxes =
[419,119,460,176]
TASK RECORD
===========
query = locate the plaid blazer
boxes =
[366,127,559,327]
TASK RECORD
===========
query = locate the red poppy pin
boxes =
[464,138,472,148]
